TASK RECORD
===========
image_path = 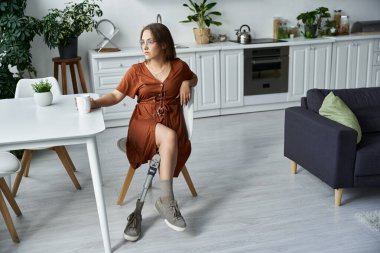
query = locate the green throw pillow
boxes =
[319,91,362,143]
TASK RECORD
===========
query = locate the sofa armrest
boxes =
[284,107,357,188]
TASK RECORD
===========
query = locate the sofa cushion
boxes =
[307,87,380,133]
[355,133,380,176]
[306,89,325,113]
[354,107,380,133]
[319,91,362,143]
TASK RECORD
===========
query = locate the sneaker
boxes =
[123,199,144,241]
[155,198,186,231]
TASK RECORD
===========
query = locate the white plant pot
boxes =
[34,91,53,107]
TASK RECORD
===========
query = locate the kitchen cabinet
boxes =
[195,50,221,113]
[176,52,198,111]
[288,43,332,101]
[372,39,380,87]
[220,49,244,108]
[331,39,374,89]
[89,54,143,127]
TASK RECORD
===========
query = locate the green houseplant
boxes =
[0,0,41,100]
[297,7,331,38]
[32,79,52,93]
[32,79,53,106]
[41,0,102,58]
[180,0,222,44]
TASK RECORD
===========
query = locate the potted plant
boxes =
[41,0,103,58]
[297,7,331,38]
[0,0,41,100]
[180,0,222,44]
[32,79,53,106]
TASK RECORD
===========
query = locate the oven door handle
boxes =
[252,58,282,64]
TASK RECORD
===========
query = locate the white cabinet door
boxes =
[373,67,380,87]
[288,45,310,101]
[353,40,373,88]
[196,51,221,111]
[220,49,244,108]
[309,43,332,90]
[177,52,198,111]
[288,43,332,101]
[331,40,374,89]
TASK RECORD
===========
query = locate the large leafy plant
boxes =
[0,0,41,100]
[41,0,103,49]
[297,7,331,38]
[180,0,222,29]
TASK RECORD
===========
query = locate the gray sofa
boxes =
[284,87,380,206]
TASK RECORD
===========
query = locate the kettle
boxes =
[235,24,252,44]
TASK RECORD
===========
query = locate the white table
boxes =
[0,94,112,253]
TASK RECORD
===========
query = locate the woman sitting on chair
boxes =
[90,23,197,241]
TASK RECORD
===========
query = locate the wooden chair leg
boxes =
[77,61,88,93]
[335,188,343,207]
[117,166,135,205]
[12,149,33,197]
[0,179,22,216]
[61,63,67,95]
[0,187,20,243]
[53,146,81,190]
[51,146,77,172]
[21,149,33,177]
[23,155,32,177]
[291,160,297,174]
[69,64,78,94]
[181,165,197,197]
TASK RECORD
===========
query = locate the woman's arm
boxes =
[183,74,198,88]
[91,89,126,109]
[179,74,198,105]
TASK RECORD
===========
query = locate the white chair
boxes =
[116,90,197,205]
[0,152,22,243]
[12,77,81,197]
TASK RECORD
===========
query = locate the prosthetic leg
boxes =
[124,154,160,241]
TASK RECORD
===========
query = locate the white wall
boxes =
[26,0,380,93]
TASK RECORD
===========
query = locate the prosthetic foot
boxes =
[123,199,143,241]
[123,154,160,241]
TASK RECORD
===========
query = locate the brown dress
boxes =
[116,58,195,177]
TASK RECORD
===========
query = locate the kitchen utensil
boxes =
[235,24,252,44]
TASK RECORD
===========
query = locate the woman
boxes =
[90,23,197,241]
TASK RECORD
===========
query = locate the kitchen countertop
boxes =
[89,34,380,58]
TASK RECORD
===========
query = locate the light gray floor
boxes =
[1,110,380,253]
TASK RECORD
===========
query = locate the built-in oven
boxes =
[244,46,289,95]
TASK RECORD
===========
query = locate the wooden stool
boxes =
[52,57,87,95]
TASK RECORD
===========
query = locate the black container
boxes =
[58,37,78,59]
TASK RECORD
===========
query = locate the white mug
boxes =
[75,95,91,114]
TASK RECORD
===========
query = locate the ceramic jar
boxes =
[34,91,53,106]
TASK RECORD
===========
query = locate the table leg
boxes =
[86,137,112,253]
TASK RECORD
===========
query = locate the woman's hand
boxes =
[179,80,191,105]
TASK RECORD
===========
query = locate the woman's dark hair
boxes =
[140,23,176,61]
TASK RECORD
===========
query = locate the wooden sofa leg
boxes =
[335,188,343,206]
[291,160,297,174]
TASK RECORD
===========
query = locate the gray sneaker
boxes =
[155,198,186,231]
[123,199,143,241]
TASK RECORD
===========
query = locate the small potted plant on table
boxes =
[180,0,222,44]
[32,79,53,106]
